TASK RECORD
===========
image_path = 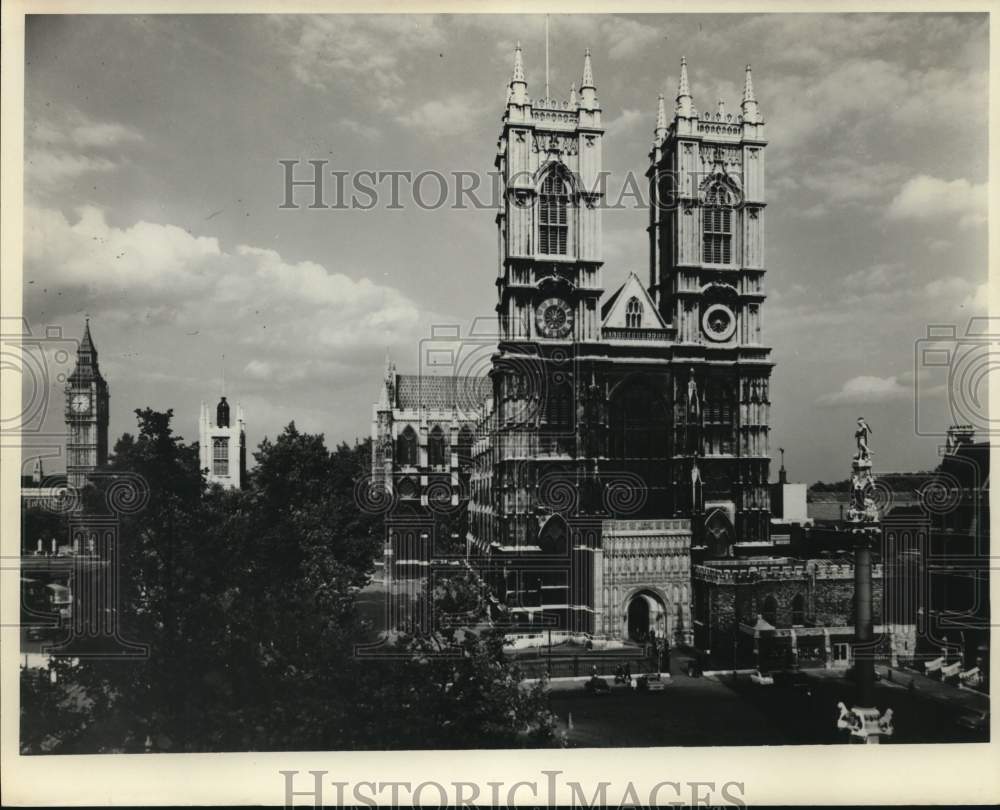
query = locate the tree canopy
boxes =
[21,409,560,752]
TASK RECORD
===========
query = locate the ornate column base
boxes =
[837,702,894,744]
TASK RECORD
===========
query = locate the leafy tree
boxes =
[20,411,559,753]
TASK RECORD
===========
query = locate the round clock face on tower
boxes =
[70,393,91,414]
[702,304,737,342]
[536,298,574,339]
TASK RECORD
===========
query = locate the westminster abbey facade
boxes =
[373,46,773,644]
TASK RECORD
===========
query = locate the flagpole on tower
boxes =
[545,14,550,101]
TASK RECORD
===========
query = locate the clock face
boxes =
[70,393,91,414]
[702,304,737,342]
[536,298,574,339]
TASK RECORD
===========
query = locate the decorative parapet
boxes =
[602,327,673,343]
[532,108,578,127]
[697,120,744,136]
[603,518,691,535]
[693,560,884,584]
[533,97,578,112]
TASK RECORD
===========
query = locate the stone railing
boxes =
[602,327,673,342]
[694,560,885,584]
[697,120,743,136]
[603,518,690,534]
[532,107,577,125]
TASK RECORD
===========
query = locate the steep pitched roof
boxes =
[601,272,666,329]
[600,285,623,321]
[68,319,102,384]
[395,374,490,413]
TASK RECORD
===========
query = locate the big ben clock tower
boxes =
[65,319,109,489]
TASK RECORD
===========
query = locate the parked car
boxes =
[956,709,989,732]
[637,672,668,692]
[750,669,774,686]
[584,675,611,695]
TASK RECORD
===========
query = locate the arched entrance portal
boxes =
[625,590,667,642]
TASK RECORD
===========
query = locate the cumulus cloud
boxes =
[604,108,644,140]
[599,18,662,61]
[25,205,425,358]
[271,14,664,128]
[25,152,117,187]
[269,15,445,102]
[396,95,486,138]
[844,262,905,292]
[817,374,912,406]
[337,118,383,140]
[925,277,990,311]
[887,175,987,229]
[25,109,144,192]
[28,111,144,150]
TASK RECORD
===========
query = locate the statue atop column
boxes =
[837,417,893,744]
[848,418,878,524]
[855,417,873,460]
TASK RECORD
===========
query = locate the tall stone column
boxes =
[836,418,894,743]
[853,530,875,708]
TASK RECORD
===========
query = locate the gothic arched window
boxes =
[625,297,642,329]
[428,425,447,469]
[791,593,806,626]
[544,380,573,427]
[457,425,475,469]
[539,171,569,255]
[212,437,229,476]
[397,426,418,467]
[762,594,778,627]
[538,514,568,554]
[703,182,734,265]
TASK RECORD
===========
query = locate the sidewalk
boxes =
[804,662,988,714]
[876,664,989,714]
[525,673,671,692]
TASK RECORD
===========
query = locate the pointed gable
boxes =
[601,272,666,330]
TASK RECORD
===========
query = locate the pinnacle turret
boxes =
[581,48,594,88]
[741,63,761,123]
[580,48,598,110]
[675,56,694,118]
[654,93,667,142]
[512,41,525,84]
[509,42,527,104]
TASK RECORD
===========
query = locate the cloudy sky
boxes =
[22,12,988,483]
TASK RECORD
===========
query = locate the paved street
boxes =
[547,652,988,747]
[550,672,787,747]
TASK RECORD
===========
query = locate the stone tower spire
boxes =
[79,317,97,367]
[675,56,694,118]
[580,48,598,110]
[654,92,667,143]
[510,42,527,104]
[741,63,760,123]
[69,317,100,383]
